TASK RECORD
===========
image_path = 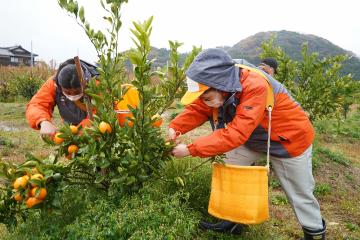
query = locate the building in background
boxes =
[0,45,38,66]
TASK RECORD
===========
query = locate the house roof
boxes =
[0,48,14,57]
[0,45,38,57]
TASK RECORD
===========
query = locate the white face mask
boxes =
[63,93,83,102]
[204,96,224,108]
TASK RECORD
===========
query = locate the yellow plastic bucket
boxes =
[208,163,269,224]
[114,84,139,127]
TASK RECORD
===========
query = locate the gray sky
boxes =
[1,0,359,64]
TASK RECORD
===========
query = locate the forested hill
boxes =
[146,30,360,79]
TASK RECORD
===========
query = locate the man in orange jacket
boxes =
[168,49,325,239]
[26,59,98,139]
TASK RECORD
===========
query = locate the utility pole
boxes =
[30,41,33,79]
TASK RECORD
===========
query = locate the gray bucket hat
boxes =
[185,48,242,93]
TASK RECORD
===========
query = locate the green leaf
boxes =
[130,29,141,41]
[79,6,85,22]
[144,16,153,32]
[126,176,136,185]
[94,175,105,184]
[100,0,105,9]
[128,51,142,66]
[132,21,144,35]
[58,0,67,8]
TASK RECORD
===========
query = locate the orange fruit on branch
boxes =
[69,125,78,134]
[53,133,64,145]
[30,187,47,200]
[127,120,134,127]
[13,176,29,189]
[68,144,79,154]
[116,112,134,127]
[99,121,112,134]
[26,197,42,208]
[151,114,163,127]
[13,192,22,202]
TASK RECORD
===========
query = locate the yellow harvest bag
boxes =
[208,63,274,224]
[208,164,269,224]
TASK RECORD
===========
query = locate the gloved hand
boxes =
[167,128,177,141]
[172,143,190,158]
[40,121,57,139]
[167,128,182,143]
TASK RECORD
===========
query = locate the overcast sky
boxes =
[1,0,359,64]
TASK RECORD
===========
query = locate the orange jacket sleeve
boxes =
[187,74,268,157]
[169,98,212,135]
[26,77,56,130]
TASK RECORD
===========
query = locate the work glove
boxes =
[167,128,177,141]
[40,120,57,139]
[167,128,181,143]
[172,143,190,158]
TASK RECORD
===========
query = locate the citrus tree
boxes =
[47,0,203,194]
[0,0,201,227]
[260,37,359,121]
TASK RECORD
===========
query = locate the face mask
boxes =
[204,96,224,108]
[63,93,83,102]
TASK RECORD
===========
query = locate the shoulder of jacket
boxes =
[242,72,268,91]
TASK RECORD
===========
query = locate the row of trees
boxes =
[260,37,360,120]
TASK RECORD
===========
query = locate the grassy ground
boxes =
[0,102,359,239]
[0,102,61,163]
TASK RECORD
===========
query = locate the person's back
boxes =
[238,68,314,157]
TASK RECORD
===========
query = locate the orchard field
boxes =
[0,102,359,239]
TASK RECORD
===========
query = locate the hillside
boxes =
[148,30,360,79]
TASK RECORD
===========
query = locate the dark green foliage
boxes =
[0,74,44,102]
[156,157,212,212]
[10,75,44,100]
[4,181,201,239]
[260,37,359,121]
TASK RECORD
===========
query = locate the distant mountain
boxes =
[225,30,360,79]
[145,30,360,79]
[124,47,188,70]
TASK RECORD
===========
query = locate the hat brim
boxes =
[180,90,207,105]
